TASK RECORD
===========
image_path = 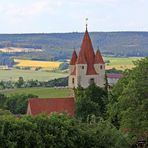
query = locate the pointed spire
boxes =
[76,50,87,64]
[80,26,95,64]
[85,18,88,31]
[95,49,105,64]
[70,50,77,65]
[76,23,97,74]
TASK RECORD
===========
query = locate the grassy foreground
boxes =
[0,87,73,98]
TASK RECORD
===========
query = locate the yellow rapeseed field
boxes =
[14,59,63,69]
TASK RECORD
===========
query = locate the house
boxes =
[69,25,105,88]
[27,97,75,116]
[107,73,123,87]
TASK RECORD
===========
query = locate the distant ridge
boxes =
[0,32,147,60]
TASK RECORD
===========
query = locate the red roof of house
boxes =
[27,97,75,116]
[70,50,77,65]
[94,49,105,64]
[107,73,123,79]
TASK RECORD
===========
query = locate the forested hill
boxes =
[0,32,148,60]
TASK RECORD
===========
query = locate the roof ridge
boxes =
[29,97,74,101]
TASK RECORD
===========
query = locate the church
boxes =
[69,26,105,88]
[27,25,106,116]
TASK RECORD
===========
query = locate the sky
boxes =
[0,0,148,33]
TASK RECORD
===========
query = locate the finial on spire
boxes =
[85,18,88,30]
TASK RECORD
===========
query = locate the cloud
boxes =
[0,0,62,23]
[0,0,118,21]
[62,0,119,5]
[0,0,148,33]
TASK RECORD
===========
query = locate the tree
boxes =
[0,93,8,108]
[0,113,129,148]
[15,77,24,88]
[0,81,5,89]
[107,57,148,146]
[58,62,69,70]
[75,84,108,121]
[5,94,38,114]
[0,109,12,115]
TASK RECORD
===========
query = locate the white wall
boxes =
[69,64,105,88]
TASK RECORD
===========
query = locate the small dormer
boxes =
[94,49,105,73]
[69,50,77,75]
[70,50,77,65]
[76,50,87,76]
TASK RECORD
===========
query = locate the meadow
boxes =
[104,57,142,70]
[0,87,72,98]
[14,57,141,71]
[0,69,67,81]
[0,57,142,82]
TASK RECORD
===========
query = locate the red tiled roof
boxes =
[86,64,97,75]
[107,73,123,79]
[76,51,87,64]
[70,50,77,65]
[80,29,95,64]
[71,66,76,75]
[27,97,75,116]
[95,49,105,64]
[77,29,97,75]
[69,28,104,75]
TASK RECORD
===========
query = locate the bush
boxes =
[4,94,38,114]
[0,114,129,148]
[75,84,108,121]
[58,62,69,70]
[0,109,12,115]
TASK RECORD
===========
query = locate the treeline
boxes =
[0,54,14,67]
[0,94,37,114]
[0,77,68,90]
[0,32,148,61]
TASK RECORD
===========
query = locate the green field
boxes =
[104,57,142,70]
[0,87,72,98]
[0,69,67,81]
[0,57,142,82]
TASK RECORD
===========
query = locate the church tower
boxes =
[69,25,105,88]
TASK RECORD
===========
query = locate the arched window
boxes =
[89,78,94,85]
[72,78,74,84]
[100,65,103,70]
[82,66,84,69]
